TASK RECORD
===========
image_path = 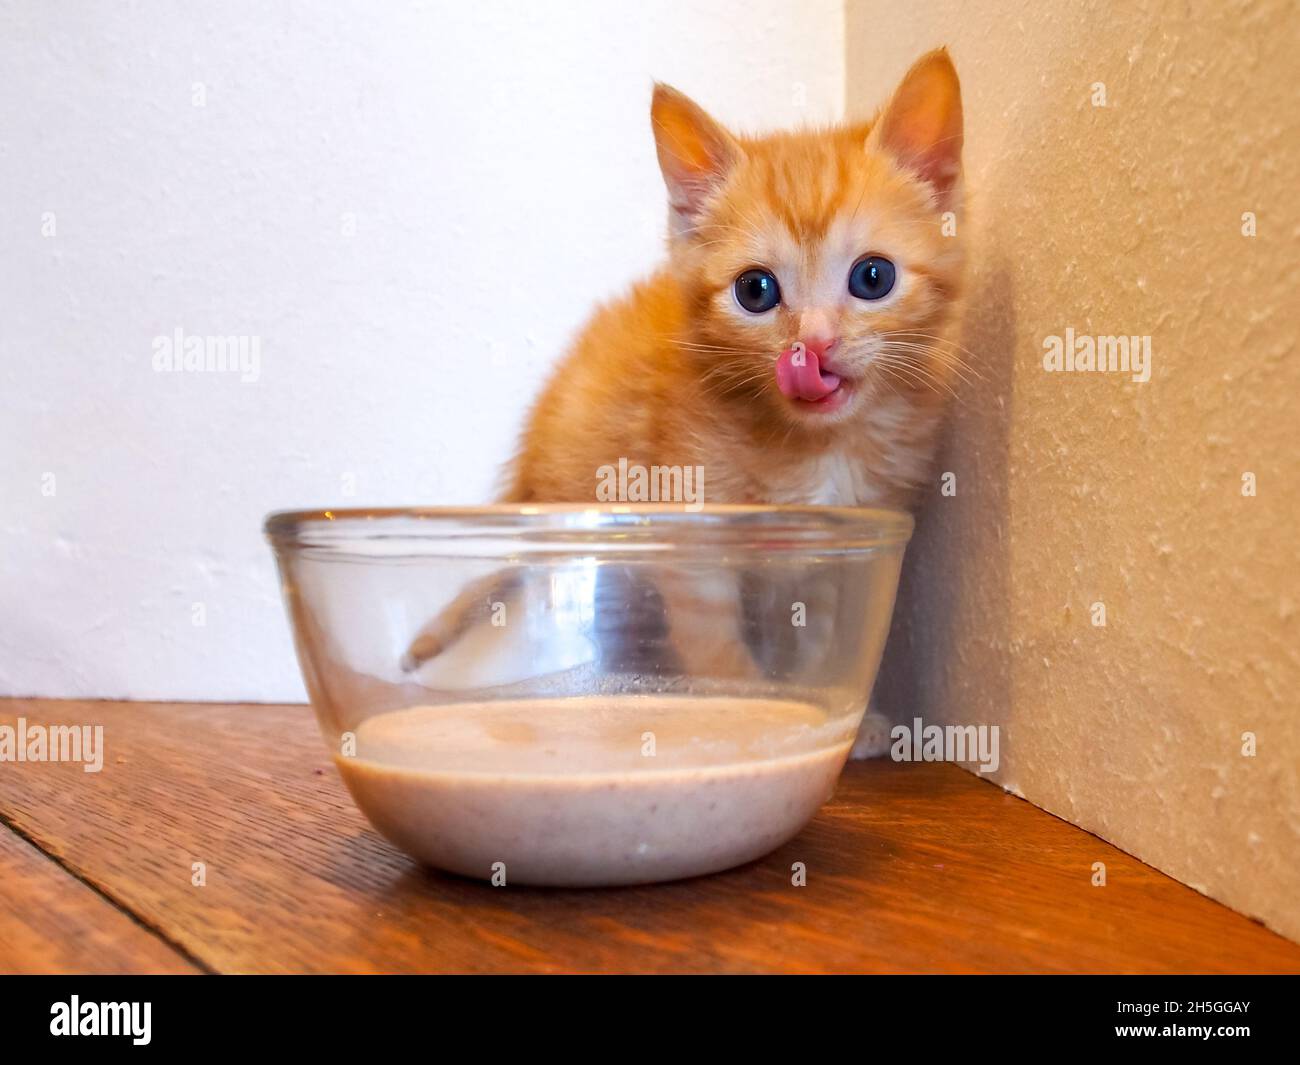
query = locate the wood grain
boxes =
[0,823,198,974]
[0,697,1296,974]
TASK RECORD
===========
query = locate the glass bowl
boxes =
[264,504,912,886]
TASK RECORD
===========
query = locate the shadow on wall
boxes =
[873,255,1017,747]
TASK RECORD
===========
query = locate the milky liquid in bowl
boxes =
[335,695,855,886]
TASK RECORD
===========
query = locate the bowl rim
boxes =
[264,503,914,549]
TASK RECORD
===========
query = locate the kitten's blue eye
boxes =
[848,256,896,301]
[734,269,781,313]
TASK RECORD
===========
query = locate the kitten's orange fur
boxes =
[504,49,966,510]
[402,51,966,733]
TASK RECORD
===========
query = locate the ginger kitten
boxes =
[504,48,965,511]
[408,51,966,757]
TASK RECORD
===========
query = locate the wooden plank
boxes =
[0,697,1296,974]
[0,823,199,974]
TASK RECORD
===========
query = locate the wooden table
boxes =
[1,697,1296,974]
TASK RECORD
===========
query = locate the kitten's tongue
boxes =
[776,347,841,401]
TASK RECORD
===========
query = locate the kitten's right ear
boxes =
[651,84,741,230]
[866,48,963,207]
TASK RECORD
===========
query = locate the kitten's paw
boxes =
[849,709,893,760]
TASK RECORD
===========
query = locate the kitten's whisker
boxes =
[873,358,939,396]
[698,367,776,395]
[632,332,775,358]
[876,339,982,389]
[883,353,977,395]
[873,352,963,401]
[882,349,980,392]
[878,330,981,363]
[879,340,978,379]
[877,331,987,379]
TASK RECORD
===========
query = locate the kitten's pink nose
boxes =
[798,310,839,364]
[798,336,839,362]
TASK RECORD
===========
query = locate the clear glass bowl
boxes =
[265,504,912,886]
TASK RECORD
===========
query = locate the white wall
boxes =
[0,0,843,701]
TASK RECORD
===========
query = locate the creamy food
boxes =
[335,695,854,886]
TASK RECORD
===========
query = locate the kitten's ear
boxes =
[651,83,741,229]
[866,48,963,206]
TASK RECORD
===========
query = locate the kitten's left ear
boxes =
[651,83,742,231]
[866,48,963,207]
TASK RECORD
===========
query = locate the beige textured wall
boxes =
[848,0,1299,942]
